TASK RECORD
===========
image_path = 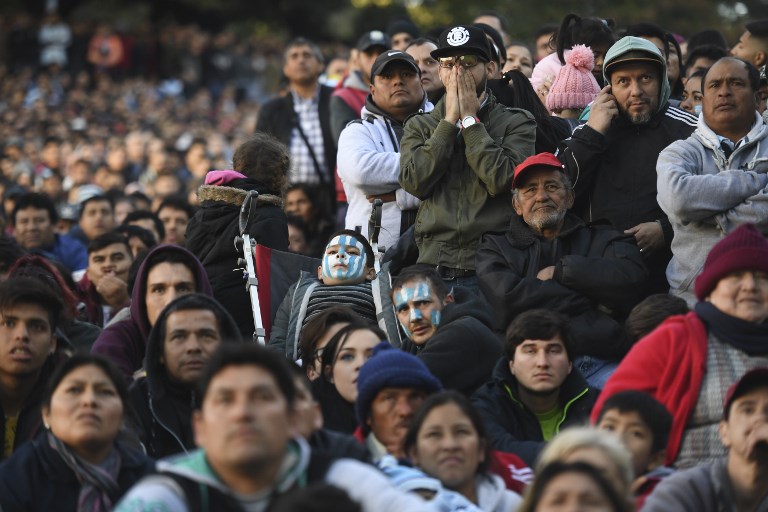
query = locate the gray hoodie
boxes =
[657,112,768,304]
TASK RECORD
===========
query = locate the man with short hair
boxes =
[0,277,66,460]
[123,210,164,245]
[731,19,768,68]
[400,25,536,290]
[657,56,768,303]
[471,309,598,466]
[476,153,648,386]
[72,194,116,245]
[557,36,697,295]
[116,345,430,511]
[338,50,429,249]
[405,38,444,104]
[156,196,194,246]
[128,293,242,458]
[77,232,133,327]
[91,244,213,380]
[11,192,87,273]
[257,38,337,211]
[392,264,501,395]
[642,368,768,511]
[355,342,442,461]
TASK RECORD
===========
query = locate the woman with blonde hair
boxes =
[536,426,634,503]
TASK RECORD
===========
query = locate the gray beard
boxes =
[529,209,566,232]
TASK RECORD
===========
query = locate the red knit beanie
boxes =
[694,224,768,300]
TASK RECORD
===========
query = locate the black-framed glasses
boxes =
[438,54,481,69]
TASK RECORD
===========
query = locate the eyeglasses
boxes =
[438,54,482,69]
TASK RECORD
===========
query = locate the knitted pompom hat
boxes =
[695,223,768,300]
[546,45,602,112]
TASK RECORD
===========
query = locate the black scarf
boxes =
[695,301,768,355]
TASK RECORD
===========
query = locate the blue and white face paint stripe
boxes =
[394,282,441,337]
[321,235,367,282]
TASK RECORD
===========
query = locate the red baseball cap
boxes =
[511,152,565,189]
[723,367,768,418]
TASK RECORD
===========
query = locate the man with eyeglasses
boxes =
[475,153,647,389]
[399,25,536,292]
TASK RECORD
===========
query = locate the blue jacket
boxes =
[39,233,87,273]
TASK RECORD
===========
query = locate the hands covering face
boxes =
[442,65,481,124]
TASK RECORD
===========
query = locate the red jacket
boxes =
[590,312,708,465]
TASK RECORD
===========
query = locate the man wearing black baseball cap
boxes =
[399,24,536,293]
[338,50,430,249]
[643,367,768,511]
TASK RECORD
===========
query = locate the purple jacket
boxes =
[90,245,213,380]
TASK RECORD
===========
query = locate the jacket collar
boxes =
[491,356,591,406]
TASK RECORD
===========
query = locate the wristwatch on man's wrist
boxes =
[461,115,480,129]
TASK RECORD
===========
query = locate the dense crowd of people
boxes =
[0,6,766,512]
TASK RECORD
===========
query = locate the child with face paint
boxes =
[391,265,503,395]
[269,230,380,361]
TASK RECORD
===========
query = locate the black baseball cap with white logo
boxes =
[431,25,492,62]
[370,51,420,78]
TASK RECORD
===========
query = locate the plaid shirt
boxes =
[289,90,328,185]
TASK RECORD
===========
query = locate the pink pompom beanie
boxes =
[546,45,601,111]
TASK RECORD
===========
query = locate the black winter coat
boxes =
[401,287,503,395]
[0,433,154,511]
[471,357,598,466]
[476,214,648,359]
[185,178,288,337]
[127,293,244,459]
[556,105,697,293]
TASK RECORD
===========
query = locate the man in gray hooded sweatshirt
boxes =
[557,36,697,296]
[657,56,768,305]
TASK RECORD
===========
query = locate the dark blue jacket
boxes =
[0,433,154,512]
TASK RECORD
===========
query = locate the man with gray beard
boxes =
[556,36,697,296]
[476,153,648,388]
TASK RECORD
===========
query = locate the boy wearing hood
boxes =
[338,50,430,250]
[91,244,214,381]
[128,293,243,459]
[557,36,697,295]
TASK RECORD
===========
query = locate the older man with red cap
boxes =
[476,152,648,388]
[594,223,768,469]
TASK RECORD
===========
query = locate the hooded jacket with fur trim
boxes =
[185,175,288,338]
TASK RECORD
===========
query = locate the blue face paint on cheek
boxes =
[431,310,441,328]
[321,235,367,282]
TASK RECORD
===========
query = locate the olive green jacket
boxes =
[399,90,536,270]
